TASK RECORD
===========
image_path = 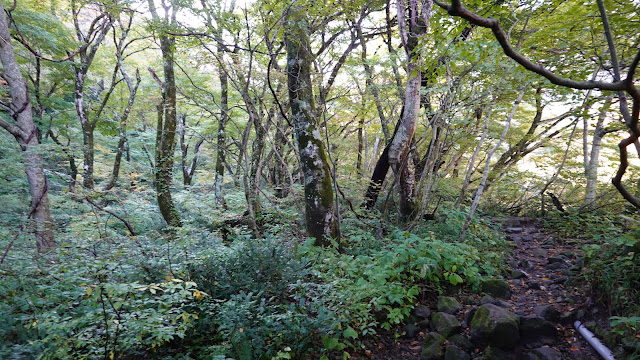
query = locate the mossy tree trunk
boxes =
[285,6,336,245]
[0,2,55,250]
[148,0,181,227]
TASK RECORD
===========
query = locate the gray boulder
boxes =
[431,312,462,338]
[520,316,558,348]
[470,303,520,348]
[437,296,462,314]
[481,279,511,300]
[422,332,447,360]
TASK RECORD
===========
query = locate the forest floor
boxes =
[359,217,609,360]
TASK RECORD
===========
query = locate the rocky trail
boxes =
[361,217,610,360]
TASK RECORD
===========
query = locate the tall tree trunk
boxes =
[387,0,432,220]
[0,3,54,250]
[103,59,140,191]
[214,28,228,207]
[148,0,181,227]
[70,0,111,189]
[285,5,336,244]
[585,97,612,205]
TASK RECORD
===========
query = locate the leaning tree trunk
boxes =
[0,2,54,250]
[285,5,336,245]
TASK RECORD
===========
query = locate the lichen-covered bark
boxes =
[0,2,54,250]
[285,6,336,244]
[389,61,421,219]
[148,0,181,227]
[387,0,432,220]
[585,97,612,205]
[155,33,181,227]
[214,28,228,207]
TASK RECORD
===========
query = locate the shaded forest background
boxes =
[1,0,639,358]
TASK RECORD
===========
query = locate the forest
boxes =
[0,0,639,358]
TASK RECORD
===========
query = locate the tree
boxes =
[284,5,336,244]
[69,0,113,189]
[148,0,182,227]
[435,0,640,209]
[386,0,433,220]
[0,1,55,250]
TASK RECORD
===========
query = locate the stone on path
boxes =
[523,346,562,360]
[520,316,558,348]
[422,332,446,360]
[437,296,462,314]
[444,345,470,360]
[481,279,512,299]
[431,311,462,338]
[470,303,520,348]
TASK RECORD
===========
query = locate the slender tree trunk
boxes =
[104,62,140,191]
[273,117,290,198]
[0,3,54,250]
[459,85,527,241]
[285,5,336,244]
[214,29,228,207]
[103,122,126,191]
[179,114,204,187]
[585,97,612,205]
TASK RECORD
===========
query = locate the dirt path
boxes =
[361,217,608,359]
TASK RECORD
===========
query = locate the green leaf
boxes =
[343,326,358,339]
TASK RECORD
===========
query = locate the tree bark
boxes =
[148,0,181,227]
[70,0,112,189]
[388,0,433,220]
[0,2,54,250]
[584,97,612,205]
[285,5,336,244]
[179,114,204,187]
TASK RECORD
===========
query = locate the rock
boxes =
[444,345,470,360]
[480,295,496,305]
[545,262,568,270]
[413,305,431,319]
[511,269,527,279]
[534,249,547,257]
[479,346,517,360]
[523,346,562,360]
[404,323,420,338]
[520,316,558,348]
[448,334,474,352]
[547,256,566,264]
[509,235,522,242]
[506,227,523,233]
[422,332,446,360]
[431,312,462,338]
[522,234,534,241]
[528,281,541,290]
[532,305,561,323]
[519,258,532,269]
[552,276,568,284]
[437,296,462,314]
[481,279,511,300]
[470,304,520,348]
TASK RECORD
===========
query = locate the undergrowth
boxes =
[0,193,508,359]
